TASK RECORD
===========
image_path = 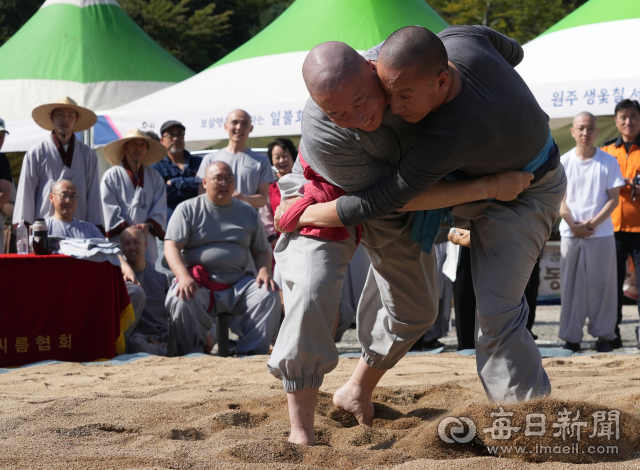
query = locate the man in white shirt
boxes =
[197,109,274,209]
[559,112,626,353]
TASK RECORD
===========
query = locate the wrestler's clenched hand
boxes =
[485,170,534,201]
[448,228,470,248]
[274,196,302,232]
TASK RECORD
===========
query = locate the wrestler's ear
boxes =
[367,59,377,72]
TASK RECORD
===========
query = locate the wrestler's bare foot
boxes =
[288,425,316,446]
[332,358,385,426]
[333,382,375,426]
[286,388,319,446]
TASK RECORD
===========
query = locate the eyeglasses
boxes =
[52,192,78,201]
[162,132,185,139]
[205,176,235,185]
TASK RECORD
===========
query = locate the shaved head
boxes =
[301,41,387,131]
[51,179,76,194]
[573,111,596,126]
[226,109,251,123]
[379,26,448,79]
[303,42,370,98]
[205,161,232,177]
[121,226,145,243]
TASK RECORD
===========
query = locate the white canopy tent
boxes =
[517,0,640,128]
[97,0,449,149]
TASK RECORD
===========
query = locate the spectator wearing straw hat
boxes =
[101,128,168,265]
[13,97,103,233]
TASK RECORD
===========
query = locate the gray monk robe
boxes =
[13,133,103,230]
[165,196,281,356]
[128,264,171,355]
[101,161,167,265]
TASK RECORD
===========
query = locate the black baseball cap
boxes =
[160,120,185,136]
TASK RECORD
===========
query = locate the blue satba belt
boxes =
[411,130,557,254]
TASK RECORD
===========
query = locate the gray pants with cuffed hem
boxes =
[165,275,281,356]
[559,235,617,343]
[450,165,566,403]
[267,211,438,392]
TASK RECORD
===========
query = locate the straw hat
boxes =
[103,128,168,167]
[32,96,97,132]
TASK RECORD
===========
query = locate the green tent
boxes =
[103,0,448,146]
[1,0,193,151]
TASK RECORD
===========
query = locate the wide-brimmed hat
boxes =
[32,96,97,132]
[103,128,168,166]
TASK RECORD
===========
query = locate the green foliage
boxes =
[118,0,233,72]
[427,0,589,44]
[0,0,43,45]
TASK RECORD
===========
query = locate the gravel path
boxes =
[336,304,640,354]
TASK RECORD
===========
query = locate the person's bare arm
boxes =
[234,181,270,209]
[0,180,11,209]
[117,255,140,286]
[275,170,533,230]
[252,248,277,291]
[165,239,199,301]
[560,195,593,238]
[587,187,621,230]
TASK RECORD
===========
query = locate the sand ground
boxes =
[0,306,639,469]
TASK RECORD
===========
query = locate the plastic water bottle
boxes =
[16,220,29,255]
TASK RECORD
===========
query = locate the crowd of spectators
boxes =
[2,97,640,355]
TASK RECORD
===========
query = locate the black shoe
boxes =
[596,339,613,353]
[563,341,580,352]
[608,336,623,350]
[423,339,445,350]
[409,338,424,351]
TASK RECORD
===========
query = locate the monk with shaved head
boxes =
[267,25,545,444]
[165,161,281,357]
[120,226,172,356]
[197,109,274,209]
[270,25,571,443]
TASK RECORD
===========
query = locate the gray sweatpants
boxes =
[165,275,281,356]
[559,235,617,343]
[450,165,566,403]
[267,211,439,392]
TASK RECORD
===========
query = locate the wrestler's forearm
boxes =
[400,179,488,211]
[298,200,344,228]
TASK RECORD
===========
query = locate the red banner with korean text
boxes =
[0,255,132,368]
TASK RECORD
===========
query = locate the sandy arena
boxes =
[1,336,639,469]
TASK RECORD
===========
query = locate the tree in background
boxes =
[1,0,589,72]
[427,0,589,45]
[0,0,43,45]
[118,0,233,72]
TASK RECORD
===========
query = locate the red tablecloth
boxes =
[0,254,133,367]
